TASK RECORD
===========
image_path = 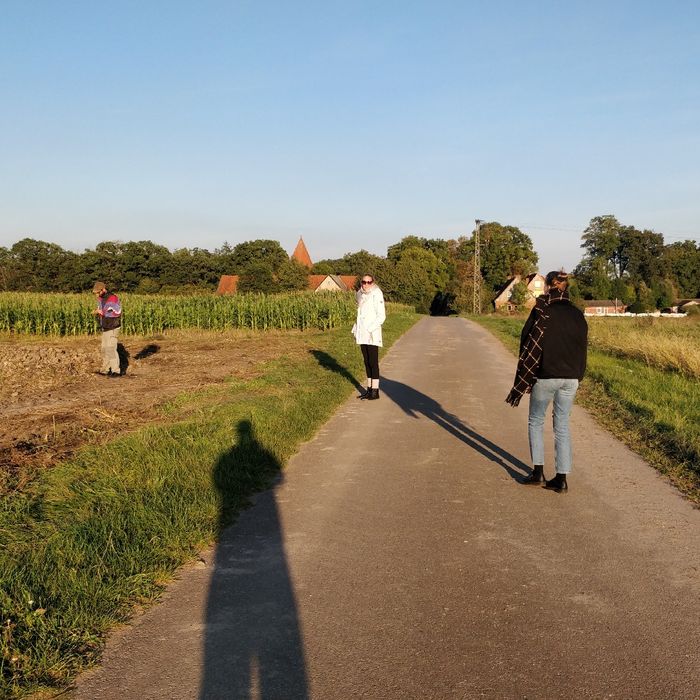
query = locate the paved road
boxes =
[74,317,700,699]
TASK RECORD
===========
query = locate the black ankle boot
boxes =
[544,473,568,493]
[367,388,380,400]
[523,465,544,485]
[359,387,372,399]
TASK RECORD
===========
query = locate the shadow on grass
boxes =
[309,349,364,392]
[308,350,528,482]
[200,419,309,699]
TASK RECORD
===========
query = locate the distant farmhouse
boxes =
[582,300,628,316]
[216,238,358,294]
[675,299,700,313]
[493,273,546,311]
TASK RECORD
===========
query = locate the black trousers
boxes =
[360,344,380,380]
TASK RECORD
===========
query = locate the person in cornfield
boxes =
[352,274,386,400]
[92,281,123,376]
[505,271,587,492]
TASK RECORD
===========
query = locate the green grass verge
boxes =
[0,309,420,698]
[472,315,700,504]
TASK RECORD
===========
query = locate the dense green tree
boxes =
[574,256,612,299]
[455,224,538,293]
[654,279,677,309]
[573,214,700,307]
[0,246,11,290]
[310,261,336,275]
[229,240,288,273]
[664,240,700,298]
[580,215,625,278]
[276,259,309,291]
[7,238,78,291]
[381,246,446,313]
[238,263,276,293]
[578,215,665,286]
[635,281,656,312]
[162,247,221,289]
[610,277,636,305]
[479,223,538,290]
[620,226,665,283]
[446,259,490,313]
[509,281,531,310]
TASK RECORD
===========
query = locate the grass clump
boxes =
[473,315,700,503]
[0,309,419,698]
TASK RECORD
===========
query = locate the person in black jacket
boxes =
[505,271,588,492]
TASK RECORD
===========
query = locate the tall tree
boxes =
[8,238,77,291]
[276,259,309,291]
[580,215,625,278]
[456,223,538,292]
[664,240,700,298]
[229,240,289,274]
[0,246,11,290]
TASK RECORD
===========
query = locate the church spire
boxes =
[291,236,313,268]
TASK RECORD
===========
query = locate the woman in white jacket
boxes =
[353,274,386,400]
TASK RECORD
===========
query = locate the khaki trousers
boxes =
[101,328,120,374]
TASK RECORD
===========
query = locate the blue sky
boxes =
[1,1,699,274]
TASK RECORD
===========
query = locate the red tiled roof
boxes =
[292,237,313,268]
[339,275,358,290]
[216,275,239,294]
[307,275,327,290]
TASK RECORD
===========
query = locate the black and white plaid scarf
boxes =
[505,288,569,407]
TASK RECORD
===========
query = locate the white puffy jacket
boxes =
[352,286,386,346]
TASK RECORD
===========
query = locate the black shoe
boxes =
[544,474,568,493]
[367,388,380,400]
[522,468,545,485]
[359,388,372,400]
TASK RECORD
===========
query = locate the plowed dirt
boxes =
[0,330,306,494]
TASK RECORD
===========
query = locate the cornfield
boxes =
[0,291,362,336]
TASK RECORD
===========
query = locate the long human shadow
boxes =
[199,419,309,699]
[309,349,364,393]
[308,350,529,481]
[380,378,529,480]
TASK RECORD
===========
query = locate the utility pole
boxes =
[473,219,483,314]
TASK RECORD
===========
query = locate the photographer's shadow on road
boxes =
[200,419,309,700]
[379,378,529,481]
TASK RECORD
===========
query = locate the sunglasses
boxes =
[361,280,373,285]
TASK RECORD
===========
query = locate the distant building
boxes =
[291,237,313,268]
[582,300,628,316]
[493,273,546,311]
[216,238,357,294]
[676,299,700,313]
[307,274,358,292]
[216,275,239,294]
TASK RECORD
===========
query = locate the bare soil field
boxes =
[0,330,307,494]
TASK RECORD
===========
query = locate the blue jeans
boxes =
[528,378,579,474]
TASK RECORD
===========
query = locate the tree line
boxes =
[572,215,700,310]
[1,215,698,313]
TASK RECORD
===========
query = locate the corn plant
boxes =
[0,291,368,336]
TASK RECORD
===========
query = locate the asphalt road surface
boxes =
[74,317,700,700]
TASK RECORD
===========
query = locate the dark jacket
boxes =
[520,300,587,380]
